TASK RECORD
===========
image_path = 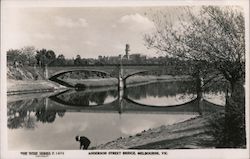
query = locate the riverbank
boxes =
[7,75,192,95]
[93,112,222,149]
[7,79,66,95]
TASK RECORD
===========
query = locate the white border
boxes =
[1,0,249,159]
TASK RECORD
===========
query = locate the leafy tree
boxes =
[74,54,82,66]
[66,58,75,66]
[36,49,56,67]
[7,49,27,66]
[56,54,66,66]
[46,50,56,62]
[7,49,22,63]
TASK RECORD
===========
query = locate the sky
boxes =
[2,6,184,58]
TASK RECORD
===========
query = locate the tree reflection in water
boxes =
[7,98,66,129]
[126,81,197,100]
[55,89,118,106]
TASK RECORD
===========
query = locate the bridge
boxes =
[45,65,175,88]
[46,65,178,89]
[46,65,166,79]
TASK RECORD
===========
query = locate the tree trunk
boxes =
[196,73,202,99]
[230,80,236,94]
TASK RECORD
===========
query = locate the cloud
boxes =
[111,24,117,28]
[55,121,88,133]
[54,16,88,28]
[117,13,155,31]
[83,40,96,46]
[33,33,54,40]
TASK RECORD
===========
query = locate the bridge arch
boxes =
[123,70,150,82]
[123,96,198,108]
[122,70,163,88]
[49,69,114,80]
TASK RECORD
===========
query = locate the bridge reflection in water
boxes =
[7,80,225,150]
[48,88,224,115]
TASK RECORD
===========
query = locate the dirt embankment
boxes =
[7,66,64,95]
[7,66,45,80]
[93,113,220,149]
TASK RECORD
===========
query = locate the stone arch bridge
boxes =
[46,65,173,88]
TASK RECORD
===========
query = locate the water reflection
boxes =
[50,88,118,106]
[126,81,196,106]
[7,80,226,150]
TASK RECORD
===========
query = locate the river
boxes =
[7,80,226,150]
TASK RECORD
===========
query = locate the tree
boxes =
[145,6,245,94]
[45,50,56,62]
[21,46,37,66]
[145,6,245,147]
[7,49,22,65]
[74,54,82,66]
[36,49,56,67]
[56,54,66,66]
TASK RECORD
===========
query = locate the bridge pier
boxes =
[118,64,126,89]
[118,76,124,89]
[44,65,49,79]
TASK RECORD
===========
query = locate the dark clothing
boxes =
[79,136,91,150]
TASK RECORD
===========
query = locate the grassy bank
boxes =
[7,66,66,95]
[7,79,65,95]
[63,75,192,88]
[93,112,222,149]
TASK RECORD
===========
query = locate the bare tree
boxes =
[21,46,37,66]
[145,6,245,93]
[145,6,246,147]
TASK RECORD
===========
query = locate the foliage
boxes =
[209,83,245,148]
[145,6,245,93]
[7,46,37,66]
[21,46,37,65]
[145,6,246,148]
[36,49,56,67]
[7,98,67,129]
[7,47,197,70]
[74,54,82,66]
[56,54,66,65]
[7,49,22,64]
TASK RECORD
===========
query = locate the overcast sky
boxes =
[2,6,186,58]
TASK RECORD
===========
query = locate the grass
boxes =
[64,75,192,88]
[7,80,64,93]
[64,78,118,87]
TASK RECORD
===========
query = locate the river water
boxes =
[7,80,226,150]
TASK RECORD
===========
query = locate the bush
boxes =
[208,83,246,148]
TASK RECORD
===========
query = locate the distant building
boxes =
[97,44,154,65]
[98,55,102,60]
[108,56,120,64]
[129,54,140,61]
[124,44,130,60]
